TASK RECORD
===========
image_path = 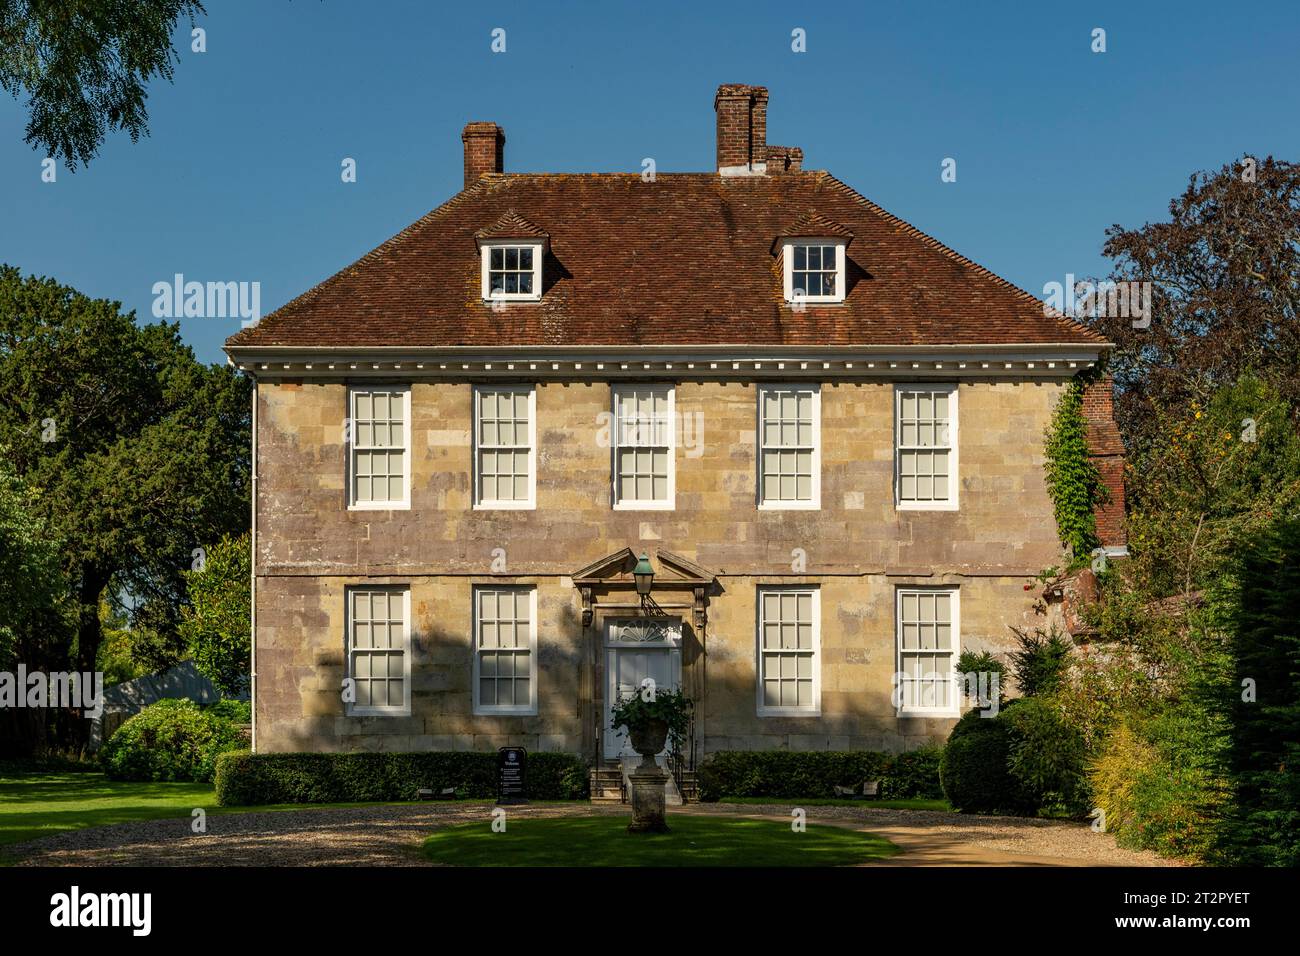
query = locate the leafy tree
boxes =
[0,0,206,169]
[0,451,66,668]
[1210,518,1300,866]
[180,532,250,696]
[0,265,250,748]
[95,600,150,685]
[1089,157,1300,449]
[1127,376,1300,597]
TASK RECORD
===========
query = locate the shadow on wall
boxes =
[266,587,1025,756]
[273,600,585,754]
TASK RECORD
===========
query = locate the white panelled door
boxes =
[603,619,682,759]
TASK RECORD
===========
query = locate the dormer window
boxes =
[481,242,543,302]
[782,239,846,303]
[476,211,548,304]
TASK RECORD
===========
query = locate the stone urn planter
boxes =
[628,719,669,770]
[625,719,670,834]
[609,688,692,835]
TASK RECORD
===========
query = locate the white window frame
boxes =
[894,383,959,511]
[472,585,539,716]
[611,384,676,511]
[480,242,544,302]
[347,386,411,511]
[755,586,821,717]
[344,586,412,717]
[781,238,846,304]
[757,384,821,510]
[472,385,537,510]
[894,587,961,718]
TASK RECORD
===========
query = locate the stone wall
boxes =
[253,376,1073,754]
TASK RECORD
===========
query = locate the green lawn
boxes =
[0,772,217,848]
[716,796,951,811]
[422,814,899,866]
[0,771,571,854]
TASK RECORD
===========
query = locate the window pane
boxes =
[477,589,534,710]
[349,590,406,711]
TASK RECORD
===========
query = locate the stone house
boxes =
[224,83,1125,775]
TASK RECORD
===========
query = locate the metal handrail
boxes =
[667,712,696,802]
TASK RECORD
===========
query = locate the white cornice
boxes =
[226,343,1107,379]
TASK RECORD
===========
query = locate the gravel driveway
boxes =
[8,802,1175,867]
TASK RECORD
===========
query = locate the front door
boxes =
[603,619,682,759]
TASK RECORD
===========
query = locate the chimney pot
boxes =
[462,122,505,188]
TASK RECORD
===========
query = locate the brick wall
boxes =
[1081,375,1127,547]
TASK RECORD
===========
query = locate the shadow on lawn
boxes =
[421,814,900,867]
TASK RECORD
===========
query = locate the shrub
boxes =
[609,689,692,750]
[205,699,251,723]
[100,698,245,783]
[1091,712,1229,861]
[696,750,938,802]
[1008,626,1072,698]
[213,750,590,806]
[955,649,1006,707]
[880,747,944,800]
[946,704,993,743]
[940,706,1036,815]
[1002,696,1089,816]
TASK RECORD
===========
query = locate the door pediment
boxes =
[571,548,717,589]
[572,549,717,629]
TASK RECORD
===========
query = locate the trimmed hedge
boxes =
[1003,696,1089,816]
[940,707,1037,815]
[214,750,590,806]
[697,749,942,802]
[881,746,945,800]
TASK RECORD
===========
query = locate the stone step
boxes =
[589,766,698,804]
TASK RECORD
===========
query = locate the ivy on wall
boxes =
[1043,378,1104,564]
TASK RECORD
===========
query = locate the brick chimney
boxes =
[462,122,505,188]
[714,84,768,176]
[1081,375,1128,551]
[767,145,803,175]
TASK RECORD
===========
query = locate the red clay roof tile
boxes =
[226,170,1109,351]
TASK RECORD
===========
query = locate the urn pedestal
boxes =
[626,719,670,834]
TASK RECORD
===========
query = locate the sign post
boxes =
[497,747,527,805]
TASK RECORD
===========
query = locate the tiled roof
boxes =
[777,211,855,242]
[474,209,549,247]
[226,171,1108,350]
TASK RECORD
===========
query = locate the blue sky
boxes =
[2,0,1297,365]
